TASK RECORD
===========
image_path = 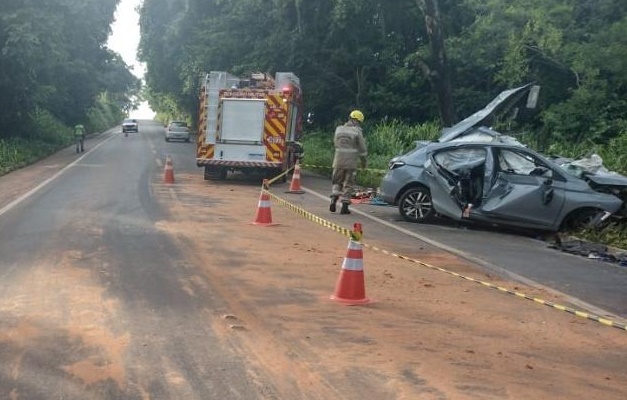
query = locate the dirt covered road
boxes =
[0,132,625,399]
[152,171,627,400]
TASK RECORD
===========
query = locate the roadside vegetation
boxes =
[301,119,441,188]
[0,97,127,175]
[0,0,140,175]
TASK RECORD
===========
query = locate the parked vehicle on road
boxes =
[379,84,626,232]
[196,71,304,180]
[165,121,191,142]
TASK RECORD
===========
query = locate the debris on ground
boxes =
[550,238,627,267]
[350,188,390,205]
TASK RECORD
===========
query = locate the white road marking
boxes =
[301,185,617,318]
[0,132,116,219]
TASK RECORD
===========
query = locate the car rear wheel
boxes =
[398,186,435,223]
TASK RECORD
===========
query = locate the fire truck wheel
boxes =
[204,166,227,180]
[267,168,286,183]
[278,169,287,183]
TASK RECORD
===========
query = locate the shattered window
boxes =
[498,149,551,177]
[434,147,486,173]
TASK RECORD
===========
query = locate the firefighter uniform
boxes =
[330,112,367,214]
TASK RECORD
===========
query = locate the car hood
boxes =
[439,83,536,143]
[555,154,627,188]
[586,174,627,187]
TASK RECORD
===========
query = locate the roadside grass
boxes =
[0,104,121,176]
[543,132,627,249]
[0,110,73,175]
[302,120,441,188]
[0,137,66,175]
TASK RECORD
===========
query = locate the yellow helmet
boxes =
[349,110,364,123]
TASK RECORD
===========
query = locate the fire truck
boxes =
[196,71,303,180]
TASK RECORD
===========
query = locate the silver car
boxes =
[165,121,191,142]
[122,118,138,133]
[379,85,625,232]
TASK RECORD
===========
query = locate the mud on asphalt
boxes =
[149,169,627,400]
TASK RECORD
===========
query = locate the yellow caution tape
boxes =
[362,243,626,331]
[265,166,294,186]
[263,178,627,332]
[301,163,387,174]
[265,190,352,238]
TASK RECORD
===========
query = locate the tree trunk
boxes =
[417,0,456,126]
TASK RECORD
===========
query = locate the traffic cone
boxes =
[331,223,370,305]
[286,161,305,194]
[252,180,279,226]
[164,155,175,184]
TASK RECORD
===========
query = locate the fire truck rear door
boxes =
[221,99,265,142]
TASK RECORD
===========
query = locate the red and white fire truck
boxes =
[196,71,303,180]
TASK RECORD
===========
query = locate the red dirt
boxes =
[154,172,627,400]
[1,144,625,398]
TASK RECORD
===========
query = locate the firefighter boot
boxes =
[330,196,338,212]
[340,202,351,215]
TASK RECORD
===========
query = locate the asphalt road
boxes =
[0,123,262,399]
[0,120,625,399]
[295,171,627,320]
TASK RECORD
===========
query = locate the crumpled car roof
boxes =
[436,84,627,193]
[439,83,535,143]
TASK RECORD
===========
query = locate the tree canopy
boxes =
[0,0,141,138]
[140,0,626,145]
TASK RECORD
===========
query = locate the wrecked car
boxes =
[551,154,627,219]
[378,84,625,232]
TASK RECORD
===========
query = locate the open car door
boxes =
[425,146,489,220]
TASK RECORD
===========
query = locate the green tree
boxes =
[0,0,139,139]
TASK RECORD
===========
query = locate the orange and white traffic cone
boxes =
[164,155,175,184]
[286,161,305,194]
[330,223,370,305]
[252,180,279,226]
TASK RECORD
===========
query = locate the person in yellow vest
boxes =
[74,123,86,153]
[330,110,368,214]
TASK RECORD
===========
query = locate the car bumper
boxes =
[166,133,190,140]
[379,165,432,205]
[123,126,138,132]
[378,171,402,205]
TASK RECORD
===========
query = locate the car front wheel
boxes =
[398,186,435,223]
[560,208,604,232]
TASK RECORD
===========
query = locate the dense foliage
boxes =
[139,0,627,148]
[0,0,141,141]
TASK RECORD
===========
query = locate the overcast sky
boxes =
[107,0,154,118]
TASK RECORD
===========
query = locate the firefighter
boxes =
[330,110,368,214]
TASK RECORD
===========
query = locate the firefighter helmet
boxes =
[349,110,364,123]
